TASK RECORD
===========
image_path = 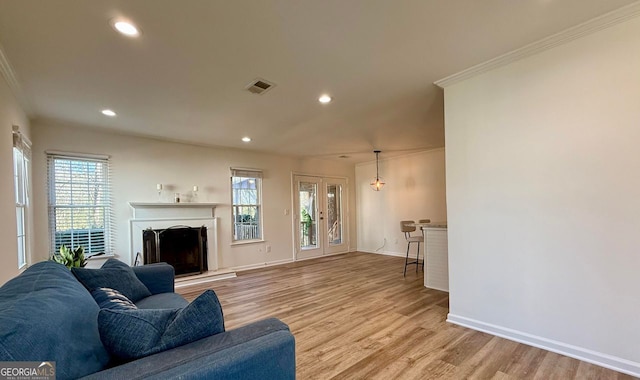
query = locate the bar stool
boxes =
[400,220,424,277]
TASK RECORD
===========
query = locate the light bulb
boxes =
[111,20,141,37]
[318,94,332,104]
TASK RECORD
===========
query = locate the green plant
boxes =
[51,245,87,269]
[301,209,312,236]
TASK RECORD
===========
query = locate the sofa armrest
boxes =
[132,263,175,294]
[81,318,295,380]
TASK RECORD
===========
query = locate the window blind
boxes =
[230,168,263,179]
[47,153,114,257]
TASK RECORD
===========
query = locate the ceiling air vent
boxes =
[245,78,275,95]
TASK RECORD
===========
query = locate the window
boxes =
[231,168,262,242]
[47,153,112,257]
[13,127,30,269]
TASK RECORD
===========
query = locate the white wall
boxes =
[0,75,31,285]
[31,120,356,270]
[356,149,447,256]
[444,15,640,375]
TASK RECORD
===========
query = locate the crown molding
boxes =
[434,2,640,88]
[0,43,32,115]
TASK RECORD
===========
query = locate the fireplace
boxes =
[129,202,218,273]
[143,226,208,277]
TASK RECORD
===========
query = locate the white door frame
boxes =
[291,173,349,261]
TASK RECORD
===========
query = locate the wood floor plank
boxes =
[498,343,547,379]
[177,252,635,379]
[452,336,520,379]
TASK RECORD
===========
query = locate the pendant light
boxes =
[370,150,385,191]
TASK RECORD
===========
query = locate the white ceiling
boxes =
[0,0,636,163]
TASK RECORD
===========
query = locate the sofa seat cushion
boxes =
[0,261,110,379]
[72,259,151,302]
[98,290,224,360]
[135,292,189,309]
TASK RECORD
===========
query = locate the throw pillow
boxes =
[91,287,138,310]
[98,290,225,360]
[72,259,152,302]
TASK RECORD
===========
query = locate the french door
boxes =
[293,175,348,260]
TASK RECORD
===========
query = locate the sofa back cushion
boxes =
[72,259,151,302]
[0,261,110,379]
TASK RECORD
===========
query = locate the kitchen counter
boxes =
[412,222,448,292]
[413,221,447,229]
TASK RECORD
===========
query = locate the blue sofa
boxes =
[0,261,295,379]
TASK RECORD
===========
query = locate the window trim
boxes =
[230,168,263,243]
[46,152,113,257]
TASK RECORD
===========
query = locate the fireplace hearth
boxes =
[143,226,208,277]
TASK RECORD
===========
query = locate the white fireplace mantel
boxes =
[128,202,220,269]
[129,202,220,219]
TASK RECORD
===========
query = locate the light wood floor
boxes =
[177,252,634,380]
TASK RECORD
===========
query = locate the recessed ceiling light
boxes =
[318,94,332,104]
[242,137,252,142]
[101,109,117,117]
[110,19,141,37]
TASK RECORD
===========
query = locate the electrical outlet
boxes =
[284,209,289,215]
[266,245,271,253]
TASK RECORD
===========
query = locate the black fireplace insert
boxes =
[142,225,208,277]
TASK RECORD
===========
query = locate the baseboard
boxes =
[231,250,403,272]
[447,314,640,378]
[295,251,350,262]
[232,252,353,272]
[232,258,293,272]
[358,249,406,258]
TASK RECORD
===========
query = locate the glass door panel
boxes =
[326,184,342,245]
[299,181,318,250]
[324,179,348,254]
[294,176,323,260]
